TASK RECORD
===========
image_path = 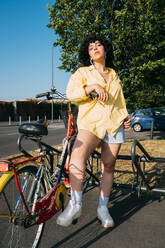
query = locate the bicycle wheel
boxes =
[0,165,45,248]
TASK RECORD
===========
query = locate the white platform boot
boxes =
[97,206,114,228]
[57,191,82,227]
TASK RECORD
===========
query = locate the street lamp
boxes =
[51,45,54,122]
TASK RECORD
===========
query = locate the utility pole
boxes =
[51,45,54,122]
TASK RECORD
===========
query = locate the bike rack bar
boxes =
[131,139,152,162]
[92,151,132,161]
[139,156,165,163]
[117,155,132,160]
[151,157,165,163]
[113,183,165,195]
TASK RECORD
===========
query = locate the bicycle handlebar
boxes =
[36,92,51,99]
[90,91,99,100]
[36,87,98,102]
[35,87,67,101]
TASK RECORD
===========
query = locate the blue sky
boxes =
[0,0,71,101]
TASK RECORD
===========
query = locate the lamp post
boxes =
[51,45,54,122]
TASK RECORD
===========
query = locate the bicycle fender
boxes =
[0,163,40,192]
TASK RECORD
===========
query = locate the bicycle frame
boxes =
[9,101,77,224]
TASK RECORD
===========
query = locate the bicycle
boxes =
[0,88,100,248]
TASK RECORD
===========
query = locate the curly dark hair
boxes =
[78,34,113,68]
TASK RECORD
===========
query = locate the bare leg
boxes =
[96,142,121,228]
[100,142,121,198]
[56,129,101,227]
[69,129,101,191]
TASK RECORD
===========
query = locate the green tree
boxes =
[111,0,165,111]
[47,0,165,111]
[47,0,120,71]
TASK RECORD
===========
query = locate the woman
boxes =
[57,35,131,228]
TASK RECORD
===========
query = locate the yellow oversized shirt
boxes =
[66,65,128,139]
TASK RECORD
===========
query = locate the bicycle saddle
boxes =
[19,121,48,136]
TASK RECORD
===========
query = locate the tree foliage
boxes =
[47,0,165,111]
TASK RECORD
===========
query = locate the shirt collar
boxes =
[88,65,110,72]
[89,65,95,71]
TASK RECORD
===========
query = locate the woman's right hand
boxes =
[85,84,108,102]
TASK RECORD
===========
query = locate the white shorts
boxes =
[102,124,126,144]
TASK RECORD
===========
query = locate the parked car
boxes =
[131,108,165,132]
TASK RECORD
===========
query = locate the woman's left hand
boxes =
[123,117,131,129]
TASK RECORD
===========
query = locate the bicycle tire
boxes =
[0,164,45,248]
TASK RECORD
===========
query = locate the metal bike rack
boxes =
[130,139,165,196]
[86,140,165,198]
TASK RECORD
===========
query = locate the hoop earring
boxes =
[90,58,94,65]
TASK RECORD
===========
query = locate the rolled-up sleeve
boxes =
[66,69,89,102]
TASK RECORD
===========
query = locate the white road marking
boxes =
[7,133,19,135]
[48,124,65,129]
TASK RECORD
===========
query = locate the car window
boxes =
[154,110,165,116]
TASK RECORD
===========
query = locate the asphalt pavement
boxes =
[1,120,165,140]
[0,121,66,158]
